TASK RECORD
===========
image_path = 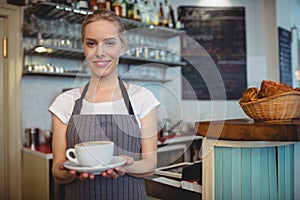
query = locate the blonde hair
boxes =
[81,9,125,42]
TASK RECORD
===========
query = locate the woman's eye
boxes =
[105,40,116,47]
[86,41,95,47]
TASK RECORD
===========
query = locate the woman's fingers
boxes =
[100,156,135,179]
[101,168,120,179]
[67,170,95,180]
[120,155,134,166]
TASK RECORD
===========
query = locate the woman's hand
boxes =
[101,155,134,179]
[58,156,134,181]
[69,170,95,180]
[56,161,95,181]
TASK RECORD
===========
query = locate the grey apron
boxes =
[64,79,147,200]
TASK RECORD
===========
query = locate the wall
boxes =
[162,0,279,125]
[276,0,300,87]
[21,56,88,139]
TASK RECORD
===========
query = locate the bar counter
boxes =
[195,118,300,200]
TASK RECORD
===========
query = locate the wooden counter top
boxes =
[195,118,300,141]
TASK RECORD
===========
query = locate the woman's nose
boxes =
[96,43,106,56]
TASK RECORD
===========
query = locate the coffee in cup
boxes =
[66,141,114,167]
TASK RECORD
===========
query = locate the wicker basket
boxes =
[239,91,300,121]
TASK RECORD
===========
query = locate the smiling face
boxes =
[83,20,125,79]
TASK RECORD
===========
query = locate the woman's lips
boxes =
[93,60,111,68]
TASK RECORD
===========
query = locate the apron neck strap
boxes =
[72,78,134,115]
[71,82,89,115]
[118,77,134,115]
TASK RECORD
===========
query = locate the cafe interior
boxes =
[1,0,300,199]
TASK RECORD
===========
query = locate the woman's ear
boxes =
[121,40,126,54]
[119,32,126,53]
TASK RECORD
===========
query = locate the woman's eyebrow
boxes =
[85,37,97,42]
[103,37,117,41]
[85,37,117,42]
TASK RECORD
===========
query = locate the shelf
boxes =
[120,55,186,67]
[22,71,90,78]
[24,2,185,37]
[22,71,171,83]
[120,76,171,83]
[24,45,186,67]
[127,26,185,39]
[24,45,84,59]
[24,2,88,24]
[23,29,81,40]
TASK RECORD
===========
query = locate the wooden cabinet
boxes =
[22,147,53,200]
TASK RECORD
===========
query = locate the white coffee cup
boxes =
[66,141,114,167]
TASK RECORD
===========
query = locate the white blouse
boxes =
[49,83,160,127]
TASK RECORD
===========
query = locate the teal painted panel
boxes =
[278,146,285,199]
[241,148,251,200]
[214,144,295,200]
[215,147,223,200]
[251,148,261,200]
[231,148,242,200]
[222,147,233,200]
[268,147,278,200]
[294,143,300,199]
[260,147,270,200]
[284,144,294,200]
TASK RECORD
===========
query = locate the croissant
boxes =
[294,88,300,92]
[240,87,259,103]
[259,80,293,97]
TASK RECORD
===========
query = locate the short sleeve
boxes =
[48,89,80,124]
[129,85,160,120]
[140,88,160,119]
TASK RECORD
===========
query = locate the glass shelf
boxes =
[23,29,81,40]
[120,55,186,67]
[24,45,84,59]
[22,71,90,78]
[22,71,171,83]
[24,45,186,67]
[24,2,185,38]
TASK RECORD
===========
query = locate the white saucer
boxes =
[63,156,127,175]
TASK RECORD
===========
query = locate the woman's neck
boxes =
[84,73,121,102]
[91,74,119,90]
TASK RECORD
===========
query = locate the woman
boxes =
[49,9,160,199]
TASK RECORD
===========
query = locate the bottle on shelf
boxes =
[158,1,167,26]
[135,9,141,22]
[112,0,122,16]
[105,0,112,11]
[63,0,73,7]
[89,0,97,11]
[163,0,169,23]
[120,0,128,18]
[127,0,134,19]
[133,0,141,21]
[176,9,184,30]
[167,4,175,28]
[151,0,159,25]
[76,0,89,10]
[97,0,107,10]
[142,0,151,24]
[138,0,146,23]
